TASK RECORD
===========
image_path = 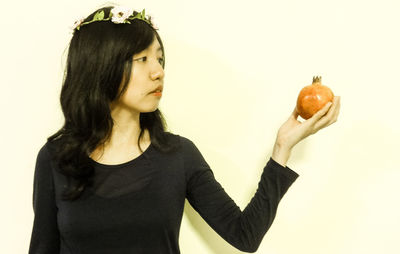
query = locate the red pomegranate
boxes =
[296,76,334,120]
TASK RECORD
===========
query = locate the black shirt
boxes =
[29,134,299,253]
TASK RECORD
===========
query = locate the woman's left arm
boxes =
[184,137,298,253]
[184,96,340,252]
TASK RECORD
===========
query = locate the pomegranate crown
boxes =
[312,76,322,83]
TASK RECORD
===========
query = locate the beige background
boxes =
[1,0,399,253]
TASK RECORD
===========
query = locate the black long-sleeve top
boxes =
[29,134,299,253]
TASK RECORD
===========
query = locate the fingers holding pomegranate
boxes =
[311,96,341,133]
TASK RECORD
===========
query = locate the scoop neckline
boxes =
[89,142,153,169]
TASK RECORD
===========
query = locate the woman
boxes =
[29,5,340,254]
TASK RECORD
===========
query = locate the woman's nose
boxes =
[150,61,165,80]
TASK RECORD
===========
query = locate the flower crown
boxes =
[71,6,157,31]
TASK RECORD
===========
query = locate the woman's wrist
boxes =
[271,141,292,167]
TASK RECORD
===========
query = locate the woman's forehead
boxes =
[149,39,162,52]
[137,39,162,54]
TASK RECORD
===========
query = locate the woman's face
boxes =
[112,36,165,114]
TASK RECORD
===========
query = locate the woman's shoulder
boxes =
[33,139,61,175]
[163,132,196,148]
[34,137,65,166]
[163,133,205,161]
[43,137,63,154]
[35,142,52,162]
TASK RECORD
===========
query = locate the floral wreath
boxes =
[71,6,158,31]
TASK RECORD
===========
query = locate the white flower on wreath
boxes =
[71,16,85,30]
[111,6,134,24]
[146,14,158,30]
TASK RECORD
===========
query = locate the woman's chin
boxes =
[140,105,160,113]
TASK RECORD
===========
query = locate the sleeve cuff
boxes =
[267,157,299,181]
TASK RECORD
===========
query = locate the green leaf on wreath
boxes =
[93,10,105,21]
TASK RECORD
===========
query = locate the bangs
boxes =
[117,20,159,61]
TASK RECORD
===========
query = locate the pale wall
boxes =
[1,0,399,253]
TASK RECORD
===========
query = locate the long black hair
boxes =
[47,6,178,201]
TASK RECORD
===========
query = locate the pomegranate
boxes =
[296,76,334,120]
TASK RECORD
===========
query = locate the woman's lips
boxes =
[151,91,162,97]
[149,85,163,97]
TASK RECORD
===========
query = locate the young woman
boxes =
[29,5,340,254]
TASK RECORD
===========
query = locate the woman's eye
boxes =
[134,56,163,65]
[134,56,146,62]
